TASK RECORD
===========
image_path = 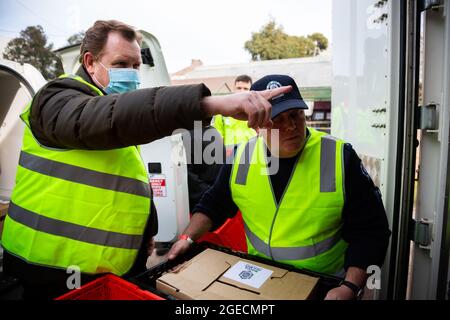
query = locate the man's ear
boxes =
[83,52,95,75]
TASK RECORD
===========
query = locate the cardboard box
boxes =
[156,248,319,300]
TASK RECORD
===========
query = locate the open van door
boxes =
[0,59,46,201]
[55,30,190,244]
[332,0,450,299]
[405,0,450,300]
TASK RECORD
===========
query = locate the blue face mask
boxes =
[95,61,141,94]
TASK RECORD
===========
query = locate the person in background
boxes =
[213,75,257,155]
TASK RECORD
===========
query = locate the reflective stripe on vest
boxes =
[8,202,143,249]
[320,135,337,192]
[243,222,342,261]
[235,135,339,193]
[1,74,150,275]
[19,151,150,197]
[230,128,347,275]
[235,138,258,185]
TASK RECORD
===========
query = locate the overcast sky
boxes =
[0,0,332,73]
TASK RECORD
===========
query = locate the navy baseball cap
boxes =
[251,74,308,119]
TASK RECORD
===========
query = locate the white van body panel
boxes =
[0,59,47,200]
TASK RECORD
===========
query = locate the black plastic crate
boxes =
[130,241,344,300]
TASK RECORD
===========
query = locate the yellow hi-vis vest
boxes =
[230,128,348,275]
[1,74,151,275]
[213,115,256,146]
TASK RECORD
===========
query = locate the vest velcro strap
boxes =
[244,222,342,261]
[8,202,143,249]
[320,135,337,192]
[235,138,258,185]
[19,151,150,198]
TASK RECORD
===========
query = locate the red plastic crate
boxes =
[199,211,247,252]
[55,274,164,300]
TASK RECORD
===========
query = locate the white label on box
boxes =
[222,261,273,289]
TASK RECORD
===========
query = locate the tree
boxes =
[67,31,85,45]
[3,25,63,80]
[244,20,328,61]
[308,33,329,51]
[244,20,289,61]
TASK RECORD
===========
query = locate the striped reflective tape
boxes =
[243,222,341,261]
[19,151,150,198]
[8,202,143,250]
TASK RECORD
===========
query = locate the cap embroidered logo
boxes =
[266,80,284,100]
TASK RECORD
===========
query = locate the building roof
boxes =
[171,52,332,99]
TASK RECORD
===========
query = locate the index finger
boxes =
[258,85,292,100]
[254,91,272,128]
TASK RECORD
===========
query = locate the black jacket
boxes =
[30,67,211,149]
[182,126,225,212]
[3,66,212,299]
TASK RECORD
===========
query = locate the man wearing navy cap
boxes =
[168,75,391,300]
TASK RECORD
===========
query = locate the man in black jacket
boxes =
[2,20,290,299]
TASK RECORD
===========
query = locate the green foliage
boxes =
[67,31,85,45]
[3,25,63,80]
[244,20,328,61]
